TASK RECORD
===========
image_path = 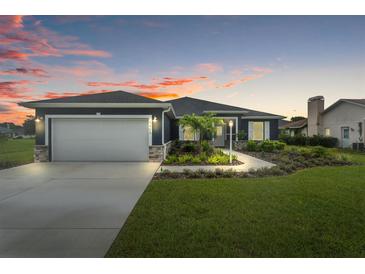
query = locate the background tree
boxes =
[290,116,306,122]
[23,115,35,135]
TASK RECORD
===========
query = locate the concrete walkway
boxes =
[0,162,159,258]
[158,149,275,173]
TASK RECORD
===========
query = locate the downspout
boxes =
[162,106,171,160]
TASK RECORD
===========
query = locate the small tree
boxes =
[178,113,223,143]
[23,115,35,136]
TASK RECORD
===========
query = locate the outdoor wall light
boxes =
[35,117,42,123]
[153,116,158,123]
[229,120,233,127]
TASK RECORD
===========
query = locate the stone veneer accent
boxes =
[149,141,173,162]
[34,143,171,162]
[34,145,49,162]
[233,140,247,151]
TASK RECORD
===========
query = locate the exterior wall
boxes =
[308,97,324,136]
[35,107,164,146]
[164,113,172,142]
[321,102,365,147]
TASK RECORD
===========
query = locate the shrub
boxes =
[178,154,194,164]
[260,140,275,152]
[164,154,178,164]
[201,140,214,155]
[246,140,258,151]
[191,156,202,164]
[237,130,247,140]
[310,146,329,158]
[181,142,200,154]
[207,154,229,165]
[280,134,338,148]
[273,141,286,151]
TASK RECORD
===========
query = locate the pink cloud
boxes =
[0,67,49,77]
[0,102,33,125]
[196,63,223,73]
[0,16,24,35]
[221,67,272,88]
[0,15,111,60]
[0,80,34,100]
[61,49,111,58]
[0,50,29,61]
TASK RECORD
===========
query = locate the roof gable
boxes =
[23,90,162,104]
[279,118,307,129]
[168,96,284,118]
[322,98,365,115]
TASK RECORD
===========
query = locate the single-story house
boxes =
[19,90,285,162]
[308,96,365,148]
[279,118,308,136]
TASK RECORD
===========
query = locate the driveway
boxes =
[0,162,159,258]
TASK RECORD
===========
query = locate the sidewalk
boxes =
[157,149,275,173]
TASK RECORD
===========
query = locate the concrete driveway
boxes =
[0,162,159,258]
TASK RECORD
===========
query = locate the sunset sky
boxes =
[1,15,364,125]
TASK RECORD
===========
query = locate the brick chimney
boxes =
[307,96,324,136]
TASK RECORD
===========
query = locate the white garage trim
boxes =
[45,114,153,147]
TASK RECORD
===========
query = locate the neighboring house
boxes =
[0,126,13,138]
[279,118,308,136]
[19,90,285,162]
[307,96,365,148]
[0,125,25,138]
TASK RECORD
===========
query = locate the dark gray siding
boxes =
[164,113,172,143]
[269,119,279,140]
[35,107,164,146]
[171,119,179,140]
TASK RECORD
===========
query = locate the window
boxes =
[252,122,264,140]
[325,128,331,136]
[342,127,349,139]
[249,121,270,140]
[183,126,195,141]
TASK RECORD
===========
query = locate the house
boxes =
[19,90,285,162]
[307,96,365,148]
[279,118,308,136]
[0,123,25,138]
[0,126,13,138]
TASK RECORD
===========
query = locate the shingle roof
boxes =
[167,97,284,118]
[22,90,162,104]
[279,118,307,129]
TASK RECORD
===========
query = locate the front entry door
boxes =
[341,127,350,148]
[213,125,225,147]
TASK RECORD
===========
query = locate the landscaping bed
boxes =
[237,141,352,174]
[156,140,353,179]
[162,140,241,166]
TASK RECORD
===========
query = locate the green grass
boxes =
[0,139,34,169]
[107,164,365,257]
[329,148,365,164]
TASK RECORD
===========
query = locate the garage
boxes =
[51,117,150,162]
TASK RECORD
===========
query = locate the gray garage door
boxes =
[51,118,149,162]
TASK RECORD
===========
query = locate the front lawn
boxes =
[0,138,34,169]
[107,164,365,257]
